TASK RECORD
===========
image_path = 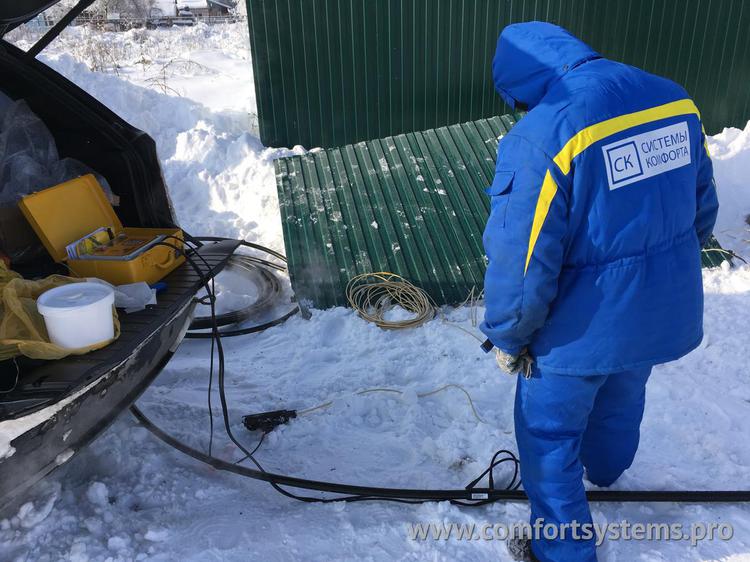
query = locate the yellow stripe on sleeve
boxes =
[524,169,559,276]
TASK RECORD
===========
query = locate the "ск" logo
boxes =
[602,121,691,191]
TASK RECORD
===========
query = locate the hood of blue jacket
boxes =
[492,22,600,110]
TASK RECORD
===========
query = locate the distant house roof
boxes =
[208,0,236,9]
[176,1,207,8]
[153,0,176,13]
[173,0,236,9]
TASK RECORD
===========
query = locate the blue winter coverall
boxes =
[480,23,719,562]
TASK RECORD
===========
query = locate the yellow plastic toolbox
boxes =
[19,174,184,285]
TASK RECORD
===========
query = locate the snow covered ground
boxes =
[2,22,750,562]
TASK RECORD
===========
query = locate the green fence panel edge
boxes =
[247,0,750,149]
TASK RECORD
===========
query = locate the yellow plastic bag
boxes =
[0,263,119,361]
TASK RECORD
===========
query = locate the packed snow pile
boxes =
[10,22,303,249]
[1,22,750,562]
[708,126,750,255]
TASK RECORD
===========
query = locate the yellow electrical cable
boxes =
[333,277,488,424]
[346,272,435,329]
[297,383,486,424]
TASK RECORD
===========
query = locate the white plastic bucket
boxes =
[37,282,115,349]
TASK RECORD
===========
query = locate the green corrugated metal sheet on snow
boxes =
[700,235,732,269]
[247,0,750,149]
[275,113,728,309]
[275,114,522,307]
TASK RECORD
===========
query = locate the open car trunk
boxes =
[0,240,239,508]
[0,29,236,508]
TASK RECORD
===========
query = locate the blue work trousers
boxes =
[514,367,652,562]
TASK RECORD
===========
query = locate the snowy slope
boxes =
[2,23,750,562]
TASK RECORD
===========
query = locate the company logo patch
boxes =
[602,121,691,190]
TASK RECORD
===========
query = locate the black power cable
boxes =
[182,236,299,339]
[188,257,281,330]
[186,306,299,338]
[154,238,220,453]
[130,403,750,504]
[132,238,750,505]
[143,241,480,504]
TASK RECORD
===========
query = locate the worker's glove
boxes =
[495,347,534,379]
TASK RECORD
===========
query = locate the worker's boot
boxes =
[506,537,539,561]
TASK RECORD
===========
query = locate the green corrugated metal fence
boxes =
[276,113,727,308]
[248,0,750,149]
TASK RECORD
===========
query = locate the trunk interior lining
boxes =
[0,239,240,420]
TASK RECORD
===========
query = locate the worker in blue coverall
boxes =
[480,22,719,562]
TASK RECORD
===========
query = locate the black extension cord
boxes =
[131,236,750,505]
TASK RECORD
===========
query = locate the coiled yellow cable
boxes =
[346,272,436,329]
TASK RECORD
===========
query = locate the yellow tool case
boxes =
[19,174,184,285]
